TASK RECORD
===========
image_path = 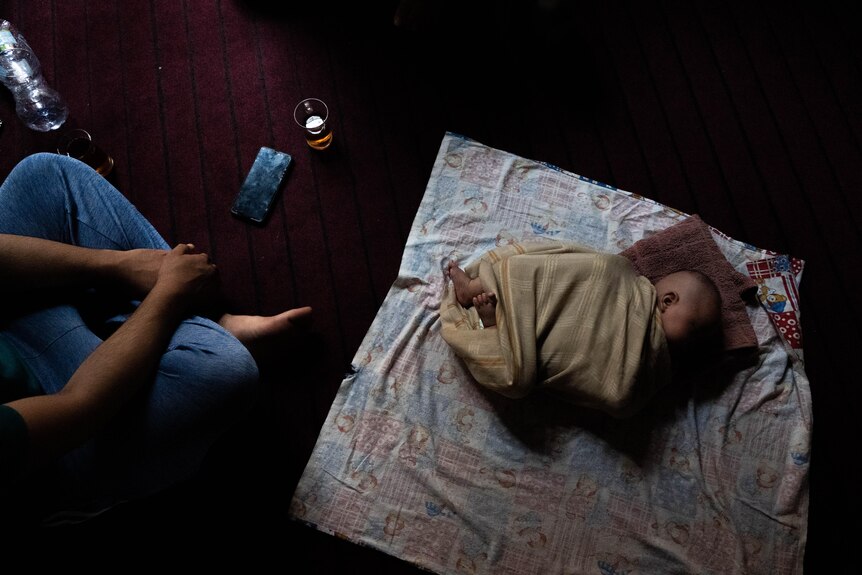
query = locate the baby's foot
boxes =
[447,260,482,307]
[473,292,497,327]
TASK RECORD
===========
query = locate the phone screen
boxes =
[230,147,293,224]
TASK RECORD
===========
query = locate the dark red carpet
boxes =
[1,0,858,571]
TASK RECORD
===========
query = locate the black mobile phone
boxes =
[230,146,293,224]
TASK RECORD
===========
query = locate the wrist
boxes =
[145,281,187,310]
[90,248,127,285]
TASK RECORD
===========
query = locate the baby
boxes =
[439,240,722,417]
[447,262,721,351]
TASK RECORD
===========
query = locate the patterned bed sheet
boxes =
[289,133,810,574]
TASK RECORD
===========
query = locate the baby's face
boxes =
[654,272,709,346]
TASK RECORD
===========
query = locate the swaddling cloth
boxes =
[440,240,671,418]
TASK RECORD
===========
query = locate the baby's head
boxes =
[654,270,722,353]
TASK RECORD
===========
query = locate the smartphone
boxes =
[230,146,293,224]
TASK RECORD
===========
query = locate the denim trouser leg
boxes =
[0,154,259,515]
[0,153,168,250]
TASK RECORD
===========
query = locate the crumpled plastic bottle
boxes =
[0,19,68,131]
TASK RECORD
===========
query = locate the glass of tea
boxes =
[293,98,333,151]
[57,128,114,177]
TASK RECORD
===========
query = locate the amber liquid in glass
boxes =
[304,115,333,150]
[67,137,114,176]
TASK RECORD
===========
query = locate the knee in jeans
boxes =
[16,152,73,176]
[190,337,260,407]
[162,319,261,411]
[2,153,78,206]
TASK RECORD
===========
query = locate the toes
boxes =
[287,306,314,327]
[473,293,492,308]
[444,260,457,279]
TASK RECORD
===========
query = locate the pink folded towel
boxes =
[620,215,758,351]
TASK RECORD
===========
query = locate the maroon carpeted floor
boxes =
[1,0,858,571]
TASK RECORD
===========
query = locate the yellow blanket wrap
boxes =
[440,240,671,418]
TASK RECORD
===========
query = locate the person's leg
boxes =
[0,154,259,519]
[5,311,259,521]
[0,152,167,250]
[43,317,259,518]
[0,152,169,337]
[111,317,259,500]
[0,152,167,371]
[0,151,169,393]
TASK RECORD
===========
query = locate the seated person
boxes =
[439,240,721,418]
[0,153,312,522]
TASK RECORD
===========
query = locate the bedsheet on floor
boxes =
[289,133,810,574]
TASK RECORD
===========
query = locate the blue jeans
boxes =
[0,153,259,519]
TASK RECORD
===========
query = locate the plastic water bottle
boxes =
[0,19,68,131]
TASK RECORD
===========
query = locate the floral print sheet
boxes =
[289,133,810,575]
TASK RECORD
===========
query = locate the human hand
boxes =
[114,248,168,297]
[150,243,219,311]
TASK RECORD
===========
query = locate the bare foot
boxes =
[218,306,313,362]
[446,260,485,307]
[473,292,497,327]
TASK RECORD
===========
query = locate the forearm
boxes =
[0,234,125,292]
[6,287,186,469]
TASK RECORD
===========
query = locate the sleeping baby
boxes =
[439,240,722,418]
